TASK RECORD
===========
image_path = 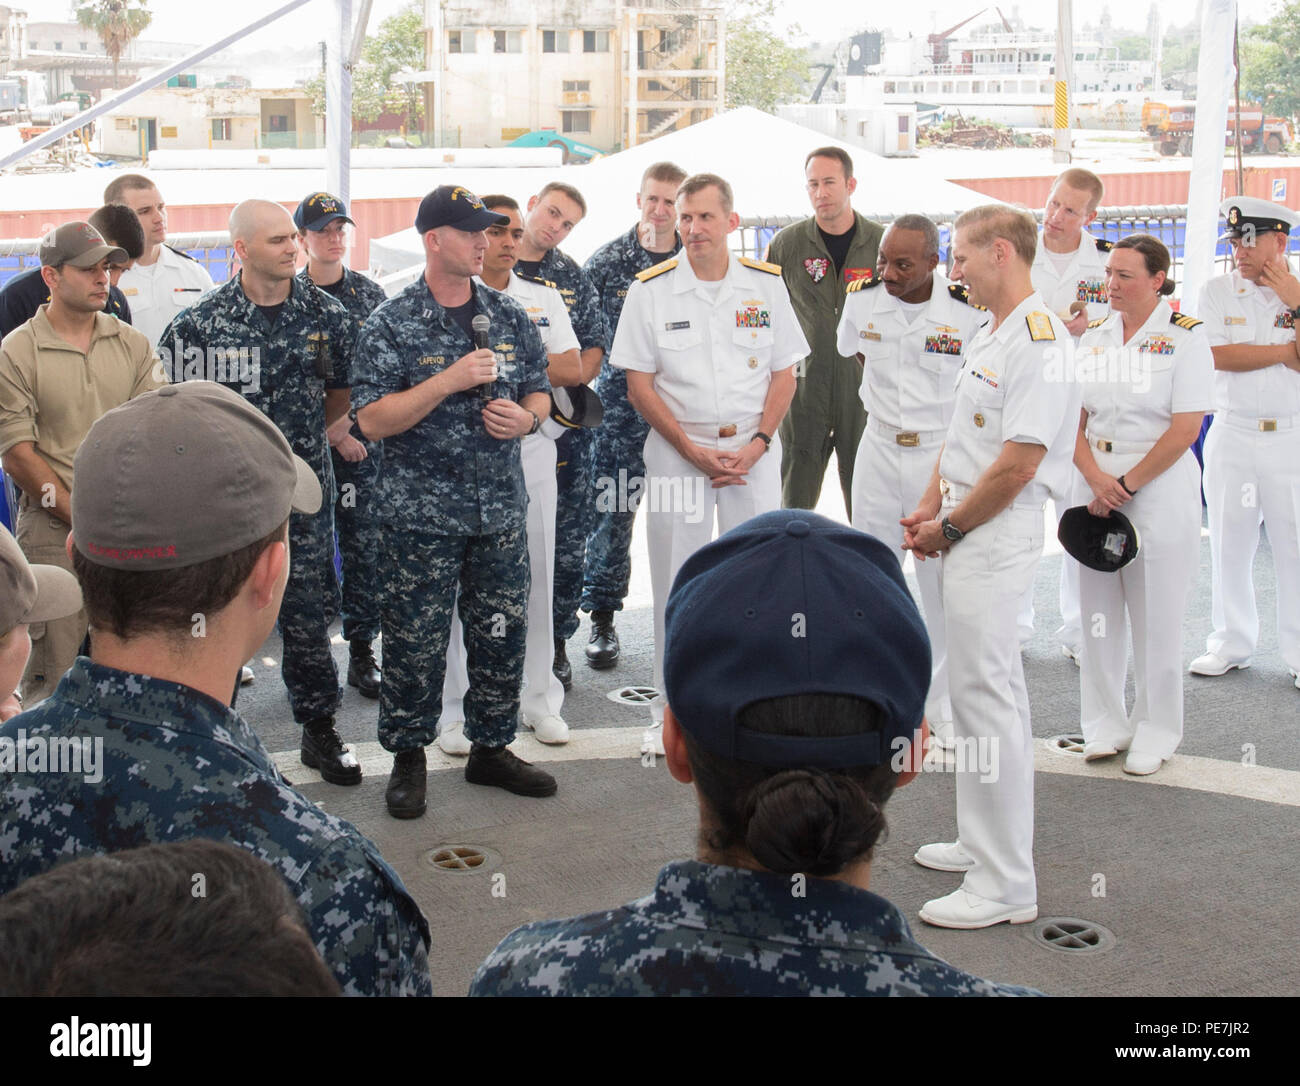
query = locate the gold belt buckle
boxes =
[1095,438,1114,452]
[718,423,737,438]
[896,431,920,447]
[1259,419,1277,432]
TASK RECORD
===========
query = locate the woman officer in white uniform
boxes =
[1073,235,1214,775]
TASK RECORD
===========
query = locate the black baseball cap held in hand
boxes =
[1058,506,1141,573]
[664,510,932,769]
[415,185,511,234]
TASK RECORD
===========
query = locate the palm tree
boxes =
[75,0,153,90]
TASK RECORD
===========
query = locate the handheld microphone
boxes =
[471,314,494,400]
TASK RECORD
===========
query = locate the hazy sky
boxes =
[16,0,1290,52]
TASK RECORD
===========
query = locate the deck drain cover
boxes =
[1046,734,1086,756]
[607,685,660,707]
[1030,917,1115,954]
[426,845,496,872]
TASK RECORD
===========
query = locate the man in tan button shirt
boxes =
[0,222,164,702]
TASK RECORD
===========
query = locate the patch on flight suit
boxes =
[736,306,770,328]
[848,277,883,294]
[1170,313,1203,331]
[740,256,782,276]
[1076,279,1108,304]
[843,267,874,284]
[947,283,985,309]
[924,331,963,355]
[636,258,677,282]
[1026,312,1056,341]
[1138,334,1175,355]
[1095,238,1114,252]
[804,258,829,282]
[1274,309,1295,330]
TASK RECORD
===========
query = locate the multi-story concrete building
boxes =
[422,0,725,152]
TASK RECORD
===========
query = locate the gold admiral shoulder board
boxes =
[847,277,883,294]
[1087,316,1108,329]
[740,256,782,276]
[1026,312,1056,341]
[948,283,986,309]
[1095,237,1113,253]
[636,258,677,283]
[1170,312,1202,331]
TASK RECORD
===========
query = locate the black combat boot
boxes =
[385,748,427,819]
[585,610,620,668]
[347,638,381,699]
[552,635,573,690]
[300,717,362,786]
[465,744,557,797]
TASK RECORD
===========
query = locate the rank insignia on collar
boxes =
[804,257,829,283]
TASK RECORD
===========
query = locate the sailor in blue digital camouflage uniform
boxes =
[160,199,361,787]
[352,185,558,819]
[578,161,686,671]
[513,182,608,689]
[0,381,432,997]
[294,191,390,701]
[470,510,1044,997]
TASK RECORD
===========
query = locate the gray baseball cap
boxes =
[39,221,128,269]
[0,526,82,634]
[72,382,321,571]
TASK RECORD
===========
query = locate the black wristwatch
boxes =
[347,406,358,424]
[941,515,965,543]
[754,431,772,450]
[527,410,541,435]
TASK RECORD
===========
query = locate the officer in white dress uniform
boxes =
[1189,197,1300,689]
[439,197,583,753]
[836,215,988,747]
[108,174,215,347]
[614,174,807,756]
[1073,235,1215,776]
[1023,169,1113,656]
[901,205,1078,929]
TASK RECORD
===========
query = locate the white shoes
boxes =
[1289,669,1299,690]
[641,722,665,757]
[1188,652,1250,677]
[436,721,471,756]
[1123,751,1164,776]
[1083,741,1119,762]
[919,887,1038,929]
[928,718,955,751]
[526,714,569,745]
[1061,644,1080,667]
[240,665,255,685]
[913,840,974,872]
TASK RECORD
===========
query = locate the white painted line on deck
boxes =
[271,727,1300,809]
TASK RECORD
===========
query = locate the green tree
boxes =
[1240,1,1300,125]
[74,0,152,89]
[1113,34,1149,62]
[725,0,810,113]
[305,1,425,135]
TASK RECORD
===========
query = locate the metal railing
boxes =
[0,231,235,287]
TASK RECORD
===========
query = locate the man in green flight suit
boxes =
[766,146,883,514]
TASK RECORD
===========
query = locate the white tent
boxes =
[368,107,989,277]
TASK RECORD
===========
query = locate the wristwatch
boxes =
[941,515,965,543]
[527,410,541,435]
[754,431,772,450]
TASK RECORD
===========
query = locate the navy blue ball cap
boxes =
[664,510,932,769]
[415,185,510,233]
[293,191,354,231]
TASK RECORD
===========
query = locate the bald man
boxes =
[159,200,363,786]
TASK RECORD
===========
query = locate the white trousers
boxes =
[943,501,1043,906]
[1077,449,1202,760]
[443,435,564,724]
[850,428,949,724]
[1016,489,1083,650]
[646,427,783,722]
[1202,417,1300,672]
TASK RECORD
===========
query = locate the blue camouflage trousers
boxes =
[325,437,383,643]
[582,367,649,615]
[282,506,342,723]
[378,524,529,752]
[552,426,595,641]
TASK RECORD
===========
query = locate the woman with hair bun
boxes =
[471,510,1042,997]
[1073,234,1215,775]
